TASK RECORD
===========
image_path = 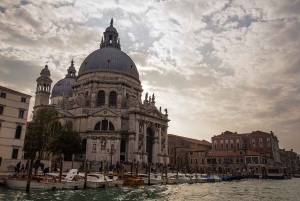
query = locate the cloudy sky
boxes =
[0,0,299,153]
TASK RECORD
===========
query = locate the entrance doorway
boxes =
[146,128,153,163]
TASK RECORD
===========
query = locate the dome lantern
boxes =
[66,59,76,78]
[100,18,121,50]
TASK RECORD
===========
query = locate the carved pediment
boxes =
[90,107,119,117]
[145,108,163,118]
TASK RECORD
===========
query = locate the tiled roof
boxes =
[246,150,262,156]
[168,134,212,146]
[0,85,31,97]
[187,147,207,152]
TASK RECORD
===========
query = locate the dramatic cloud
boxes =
[0,0,299,152]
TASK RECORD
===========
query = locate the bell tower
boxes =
[34,63,53,109]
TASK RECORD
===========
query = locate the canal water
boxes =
[0,179,299,201]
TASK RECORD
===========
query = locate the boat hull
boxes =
[123,178,144,186]
[110,180,123,187]
[86,181,106,189]
[5,178,63,191]
[266,174,285,179]
[62,180,85,189]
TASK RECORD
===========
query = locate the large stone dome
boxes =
[78,47,139,81]
[51,77,75,98]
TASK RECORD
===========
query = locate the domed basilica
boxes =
[33,19,169,165]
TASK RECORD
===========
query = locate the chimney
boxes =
[291,149,293,152]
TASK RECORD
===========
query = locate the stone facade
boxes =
[0,86,31,159]
[211,130,281,166]
[32,20,169,165]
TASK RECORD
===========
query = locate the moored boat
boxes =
[123,176,144,186]
[293,174,300,178]
[201,174,215,183]
[177,174,191,184]
[5,176,63,191]
[105,173,124,187]
[167,174,178,184]
[86,174,108,188]
[46,169,85,189]
[265,167,286,179]
[138,173,166,185]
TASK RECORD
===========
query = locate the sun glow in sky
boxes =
[0,0,300,152]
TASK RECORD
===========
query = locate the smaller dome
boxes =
[105,26,117,32]
[41,64,50,75]
[52,77,75,98]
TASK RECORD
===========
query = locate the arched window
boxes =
[51,121,62,132]
[109,91,117,107]
[101,120,108,130]
[66,120,73,130]
[97,91,105,106]
[94,120,115,131]
[15,125,22,139]
[109,122,115,131]
[94,122,101,130]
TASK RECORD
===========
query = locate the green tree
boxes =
[25,108,61,159]
[24,108,61,192]
[48,130,82,161]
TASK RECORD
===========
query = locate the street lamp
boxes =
[107,144,116,171]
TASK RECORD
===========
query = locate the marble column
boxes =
[143,122,147,152]
[164,126,168,155]
[158,126,162,154]
[165,126,169,164]
[86,135,92,161]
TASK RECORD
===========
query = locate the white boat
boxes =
[46,169,85,189]
[5,177,63,191]
[177,174,191,184]
[266,167,286,179]
[84,174,108,189]
[152,174,166,185]
[105,174,123,187]
[167,174,178,184]
[138,173,166,185]
[187,175,197,184]
[213,176,222,182]
[194,174,206,183]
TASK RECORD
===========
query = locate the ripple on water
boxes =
[0,179,300,201]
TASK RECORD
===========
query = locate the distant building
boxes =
[211,130,281,166]
[0,86,31,159]
[285,149,297,174]
[205,149,264,174]
[168,134,212,171]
